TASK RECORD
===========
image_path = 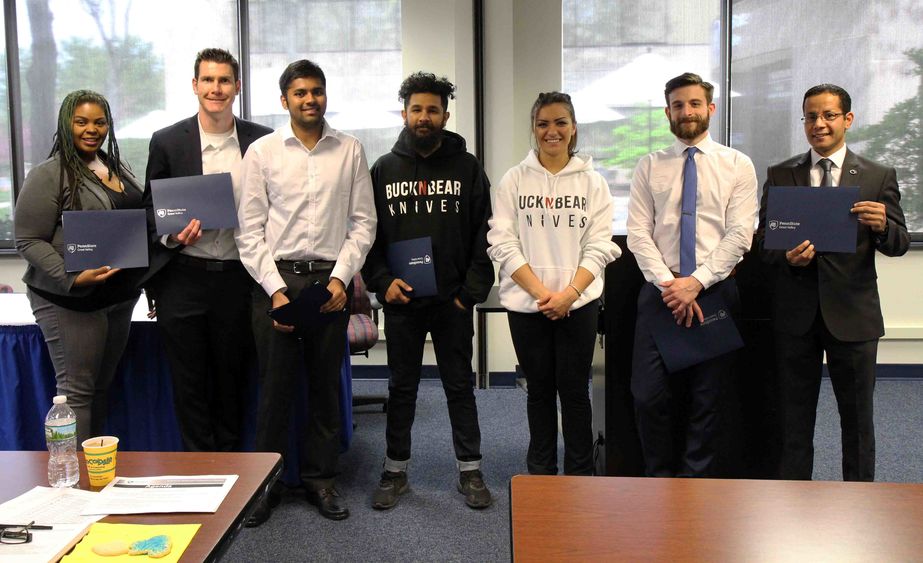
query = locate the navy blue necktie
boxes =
[680,147,698,277]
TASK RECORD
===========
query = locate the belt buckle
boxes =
[292,261,310,275]
[205,261,223,272]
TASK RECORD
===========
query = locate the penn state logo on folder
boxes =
[387,237,438,298]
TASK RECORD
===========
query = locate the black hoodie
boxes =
[362,128,494,310]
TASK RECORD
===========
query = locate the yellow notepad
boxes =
[61,522,200,562]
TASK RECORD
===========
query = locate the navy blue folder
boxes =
[763,186,860,253]
[387,237,438,298]
[150,172,239,236]
[648,285,744,373]
[62,209,149,272]
[268,282,336,328]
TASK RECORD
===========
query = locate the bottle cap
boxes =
[53,395,67,404]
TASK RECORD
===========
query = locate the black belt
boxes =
[175,254,244,272]
[276,260,335,274]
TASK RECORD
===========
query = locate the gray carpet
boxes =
[224,378,923,562]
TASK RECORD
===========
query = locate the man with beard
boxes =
[626,72,757,477]
[236,59,376,523]
[362,72,494,510]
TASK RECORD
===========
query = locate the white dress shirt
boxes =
[235,121,377,297]
[627,133,758,289]
[160,122,242,260]
[809,144,847,187]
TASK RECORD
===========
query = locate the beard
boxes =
[405,121,444,154]
[670,113,710,141]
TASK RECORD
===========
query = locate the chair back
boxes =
[347,273,379,355]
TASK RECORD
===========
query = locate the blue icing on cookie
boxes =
[128,535,172,557]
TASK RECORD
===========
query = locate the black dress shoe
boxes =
[246,490,280,528]
[306,487,350,521]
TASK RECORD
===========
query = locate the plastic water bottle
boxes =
[45,395,80,488]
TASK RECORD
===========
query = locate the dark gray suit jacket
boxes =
[15,155,144,296]
[139,115,273,285]
[756,149,910,342]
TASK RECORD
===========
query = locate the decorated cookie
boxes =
[91,540,130,556]
[128,535,172,558]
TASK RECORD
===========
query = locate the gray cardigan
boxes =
[14,155,143,296]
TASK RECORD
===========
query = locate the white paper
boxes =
[0,486,104,562]
[81,475,238,515]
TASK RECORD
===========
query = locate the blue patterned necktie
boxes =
[680,146,698,277]
[819,158,834,187]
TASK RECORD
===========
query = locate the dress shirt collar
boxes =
[198,119,239,152]
[282,120,341,150]
[810,144,847,169]
[670,132,718,157]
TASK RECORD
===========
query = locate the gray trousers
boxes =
[28,288,137,444]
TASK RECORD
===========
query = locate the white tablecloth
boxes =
[0,293,153,325]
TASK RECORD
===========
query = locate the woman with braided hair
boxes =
[15,90,144,443]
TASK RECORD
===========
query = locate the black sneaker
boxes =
[458,470,492,509]
[372,471,409,510]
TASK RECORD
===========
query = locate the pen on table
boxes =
[0,523,54,530]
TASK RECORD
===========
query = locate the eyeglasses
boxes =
[801,112,843,124]
[0,522,33,545]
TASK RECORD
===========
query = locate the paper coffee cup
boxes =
[82,436,119,487]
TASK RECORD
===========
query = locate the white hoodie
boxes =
[487,151,621,313]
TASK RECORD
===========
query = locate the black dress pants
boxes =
[508,301,598,476]
[154,258,252,452]
[251,270,349,491]
[776,310,878,482]
[631,280,738,477]
[383,300,482,465]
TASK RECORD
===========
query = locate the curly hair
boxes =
[398,72,456,111]
[50,90,127,211]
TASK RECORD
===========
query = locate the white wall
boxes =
[3,0,921,370]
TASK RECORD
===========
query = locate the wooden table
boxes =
[510,475,923,562]
[0,451,282,562]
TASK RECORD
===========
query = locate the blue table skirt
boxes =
[0,322,353,484]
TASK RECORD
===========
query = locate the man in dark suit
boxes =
[757,84,909,481]
[143,48,272,452]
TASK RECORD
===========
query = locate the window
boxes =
[0,8,11,244]
[562,0,722,235]
[15,0,238,179]
[1,0,404,252]
[730,0,923,234]
[247,0,403,163]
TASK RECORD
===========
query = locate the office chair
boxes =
[348,273,387,412]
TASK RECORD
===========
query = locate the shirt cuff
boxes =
[330,265,352,287]
[261,271,287,298]
[577,258,604,280]
[691,266,717,290]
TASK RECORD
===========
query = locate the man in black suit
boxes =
[757,84,909,481]
[143,48,272,452]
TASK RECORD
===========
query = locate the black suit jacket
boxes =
[139,115,273,286]
[756,149,909,342]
